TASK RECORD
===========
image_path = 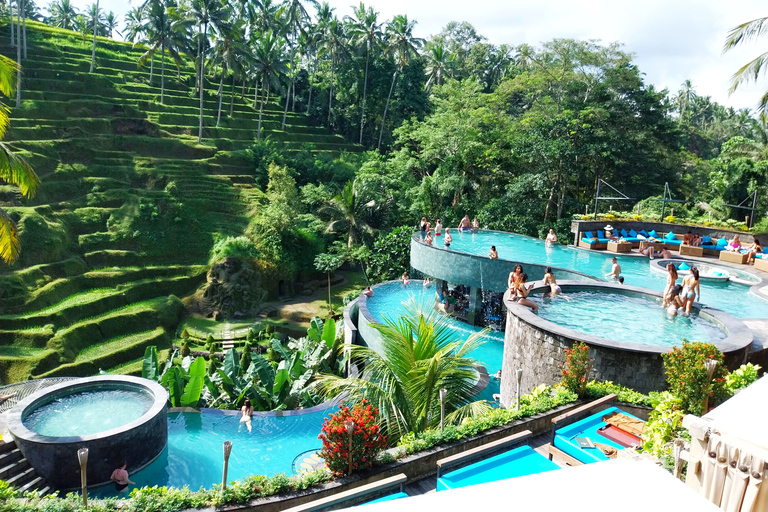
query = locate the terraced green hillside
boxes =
[0,22,359,384]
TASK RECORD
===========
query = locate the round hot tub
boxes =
[7,376,168,490]
[500,281,753,403]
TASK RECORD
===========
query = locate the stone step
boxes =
[0,448,23,468]
[5,465,36,487]
[0,441,17,455]
[17,475,46,494]
[0,458,29,480]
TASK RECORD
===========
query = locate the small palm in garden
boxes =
[318,400,387,476]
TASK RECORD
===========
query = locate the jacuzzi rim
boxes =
[7,375,168,444]
[504,280,753,355]
[650,258,762,286]
[410,229,601,283]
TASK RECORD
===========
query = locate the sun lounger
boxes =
[436,430,559,491]
[756,255,768,272]
[578,231,608,250]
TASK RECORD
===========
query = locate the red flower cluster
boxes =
[317,400,387,476]
[559,341,592,397]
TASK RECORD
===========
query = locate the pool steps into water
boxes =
[0,439,50,495]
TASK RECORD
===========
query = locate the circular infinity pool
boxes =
[23,388,154,437]
[535,290,727,346]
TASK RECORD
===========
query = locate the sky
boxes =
[87,0,768,111]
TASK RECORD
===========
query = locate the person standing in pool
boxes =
[681,267,700,316]
[419,217,427,239]
[543,266,561,295]
[472,218,480,231]
[434,219,443,237]
[666,284,684,316]
[444,228,453,247]
[110,462,135,492]
[240,398,253,432]
[545,229,557,247]
[489,245,498,259]
[402,272,410,285]
[662,263,678,308]
[605,257,621,280]
[458,215,471,231]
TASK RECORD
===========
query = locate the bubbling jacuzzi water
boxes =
[23,388,154,437]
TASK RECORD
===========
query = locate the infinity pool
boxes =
[535,290,727,346]
[93,407,331,497]
[23,389,153,437]
[441,230,767,319]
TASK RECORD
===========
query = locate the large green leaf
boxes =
[307,317,323,342]
[271,338,291,361]
[321,317,336,349]
[142,346,159,381]
[249,353,275,395]
[274,361,290,396]
[288,351,305,380]
[181,375,204,407]
[223,348,241,379]
[162,367,184,407]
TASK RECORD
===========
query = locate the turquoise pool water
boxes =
[442,230,767,318]
[365,282,505,375]
[535,290,727,346]
[23,389,153,437]
[93,407,331,497]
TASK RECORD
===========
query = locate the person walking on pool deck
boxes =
[605,257,621,280]
[110,462,135,492]
[458,215,471,231]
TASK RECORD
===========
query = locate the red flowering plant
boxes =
[661,341,729,415]
[559,342,593,398]
[318,400,387,476]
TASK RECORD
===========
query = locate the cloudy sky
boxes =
[89,0,767,110]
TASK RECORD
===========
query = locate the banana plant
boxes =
[141,346,207,408]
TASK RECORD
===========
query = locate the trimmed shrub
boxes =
[318,401,387,476]
[661,341,729,415]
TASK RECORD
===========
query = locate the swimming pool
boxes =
[439,230,767,318]
[535,290,727,346]
[92,406,331,497]
[364,281,505,375]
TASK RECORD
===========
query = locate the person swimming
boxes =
[666,284,684,316]
[543,266,561,295]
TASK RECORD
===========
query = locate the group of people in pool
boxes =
[661,262,700,317]
[419,215,480,247]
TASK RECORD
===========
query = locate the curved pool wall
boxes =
[410,231,599,293]
[7,376,168,490]
[499,282,753,402]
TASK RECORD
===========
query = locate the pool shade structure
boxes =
[6,376,168,490]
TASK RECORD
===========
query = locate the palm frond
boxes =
[0,55,18,99]
[0,142,40,198]
[727,51,768,94]
[0,206,20,265]
[444,400,494,426]
[723,17,768,53]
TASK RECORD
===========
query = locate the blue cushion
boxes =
[648,230,657,238]
[639,229,649,237]
[620,229,628,237]
[597,239,610,243]
[582,238,596,244]
[629,229,637,237]
[702,236,712,243]
[717,237,728,246]
[678,262,690,270]
[597,230,605,239]
[584,231,594,239]
[665,231,676,240]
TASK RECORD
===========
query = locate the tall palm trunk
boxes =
[307,54,317,115]
[150,54,154,83]
[10,0,14,48]
[89,0,98,73]
[195,31,201,96]
[257,78,267,139]
[328,57,335,126]
[378,70,397,150]
[281,40,294,130]
[359,48,370,145]
[240,80,245,99]
[216,69,224,127]
[197,22,208,144]
[21,0,27,59]
[160,40,165,104]
[229,74,235,117]
[291,81,296,111]
[15,3,21,107]
[253,79,259,108]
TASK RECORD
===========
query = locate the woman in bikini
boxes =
[543,266,561,295]
[512,273,538,312]
[726,236,742,252]
[666,284,684,316]
[240,398,253,432]
[681,267,700,316]
[662,263,678,308]
[745,238,763,264]
[508,264,523,289]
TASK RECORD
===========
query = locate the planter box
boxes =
[679,245,704,257]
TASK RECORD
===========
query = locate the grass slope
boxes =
[0,21,358,384]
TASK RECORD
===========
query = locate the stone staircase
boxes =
[0,439,50,495]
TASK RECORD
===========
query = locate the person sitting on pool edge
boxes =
[110,461,135,492]
[489,245,498,259]
[605,257,621,280]
[363,286,373,296]
[745,238,763,264]
[510,272,538,312]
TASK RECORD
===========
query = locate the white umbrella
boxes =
[721,445,740,508]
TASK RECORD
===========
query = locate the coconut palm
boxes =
[318,16,349,126]
[104,10,120,38]
[676,79,697,121]
[280,0,317,129]
[252,29,288,139]
[45,0,78,30]
[345,2,382,144]
[139,0,187,104]
[724,16,768,113]
[306,1,332,115]
[123,6,146,43]
[314,298,492,441]
[321,177,389,248]
[424,43,451,92]
[378,14,423,150]
[87,0,103,72]
[0,55,40,265]
[210,20,249,125]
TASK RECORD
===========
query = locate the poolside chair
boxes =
[282,473,407,512]
[578,231,608,250]
[548,394,618,466]
[435,430,559,491]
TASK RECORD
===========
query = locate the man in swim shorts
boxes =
[458,215,471,231]
[605,257,621,280]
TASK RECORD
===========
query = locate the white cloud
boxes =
[89,0,768,109]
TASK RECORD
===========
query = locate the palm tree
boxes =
[321,178,384,248]
[88,0,102,72]
[210,20,249,125]
[0,55,40,265]
[279,0,317,130]
[724,16,768,113]
[378,14,423,150]
[306,1,332,115]
[123,6,146,44]
[319,16,349,127]
[46,0,78,30]
[139,0,187,104]
[188,0,232,143]
[314,299,492,441]
[424,43,450,92]
[104,10,120,38]
[252,29,288,139]
[676,79,697,121]
[345,2,382,145]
